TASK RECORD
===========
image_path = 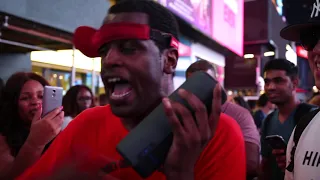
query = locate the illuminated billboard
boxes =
[157,0,244,56]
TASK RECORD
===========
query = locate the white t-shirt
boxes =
[285,111,320,180]
[62,116,73,130]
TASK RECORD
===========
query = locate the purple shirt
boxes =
[221,101,260,146]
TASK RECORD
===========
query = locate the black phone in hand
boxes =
[265,135,287,150]
[116,71,227,178]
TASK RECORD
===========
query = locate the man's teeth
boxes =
[108,77,121,83]
[317,63,320,69]
[111,90,131,98]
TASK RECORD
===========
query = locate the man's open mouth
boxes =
[106,77,133,100]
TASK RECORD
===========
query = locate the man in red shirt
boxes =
[18,0,246,179]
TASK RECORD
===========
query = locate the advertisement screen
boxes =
[157,0,243,56]
[212,0,243,56]
[271,0,283,16]
[158,0,212,36]
[224,55,257,89]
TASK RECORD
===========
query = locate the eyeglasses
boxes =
[77,96,92,102]
[300,29,320,51]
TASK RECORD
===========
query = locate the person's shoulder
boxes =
[217,113,244,139]
[222,102,253,119]
[254,109,263,116]
[81,105,113,115]
[194,113,246,179]
[67,105,117,129]
[222,101,247,112]
[262,110,277,126]
[201,113,244,155]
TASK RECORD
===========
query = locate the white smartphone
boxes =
[42,86,63,117]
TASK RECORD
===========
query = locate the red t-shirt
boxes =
[18,105,246,180]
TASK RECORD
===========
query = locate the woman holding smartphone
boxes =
[0,72,64,179]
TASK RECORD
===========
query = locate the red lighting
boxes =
[178,43,191,57]
[296,46,308,59]
[296,88,308,93]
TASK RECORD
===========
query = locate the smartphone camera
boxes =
[52,89,56,98]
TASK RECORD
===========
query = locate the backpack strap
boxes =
[293,103,318,124]
[286,107,320,172]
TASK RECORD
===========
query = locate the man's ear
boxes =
[162,48,178,74]
[292,77,299,89]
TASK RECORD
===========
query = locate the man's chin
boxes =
[110,104,138,118]
[269,99,285,106]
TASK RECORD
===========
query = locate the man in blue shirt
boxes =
[259,59,301,180]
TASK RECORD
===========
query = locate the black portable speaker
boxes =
[116,71,227,178]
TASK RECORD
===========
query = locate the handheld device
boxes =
[116,71,227,178]
[42,86,63,117]
[265,135,287,149]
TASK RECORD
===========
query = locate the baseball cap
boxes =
[73,0,179,58]
[280,0,320,44]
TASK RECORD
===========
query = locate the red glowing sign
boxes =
[296,46,308,59]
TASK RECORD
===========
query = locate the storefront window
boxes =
[32,66,44,76]
[47,70,71,94]
[32,65,103,95]
[98,75,105,95]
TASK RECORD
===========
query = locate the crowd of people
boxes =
[0,0,320,179]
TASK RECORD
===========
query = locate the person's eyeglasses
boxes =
[300,29,320,51]
[77,96,92,102]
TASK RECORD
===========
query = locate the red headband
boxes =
[73,23,179,58]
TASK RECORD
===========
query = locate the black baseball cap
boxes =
[280,0,320,43]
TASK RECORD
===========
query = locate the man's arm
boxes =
[240,110,260,177]
[0,135,45,179]
[259,122,272,180]
[194,114,246,180]
[259,157,271,180]
[16,112,88,180]
[245,142,260,178]
[223,102,261,177]
[16,128,73,179]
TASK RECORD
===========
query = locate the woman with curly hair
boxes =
[0,72,64,179]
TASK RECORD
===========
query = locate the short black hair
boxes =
[263,59,298,78]
[257,93,269,107]
[186,60,215,77]
[109,0,179,41]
